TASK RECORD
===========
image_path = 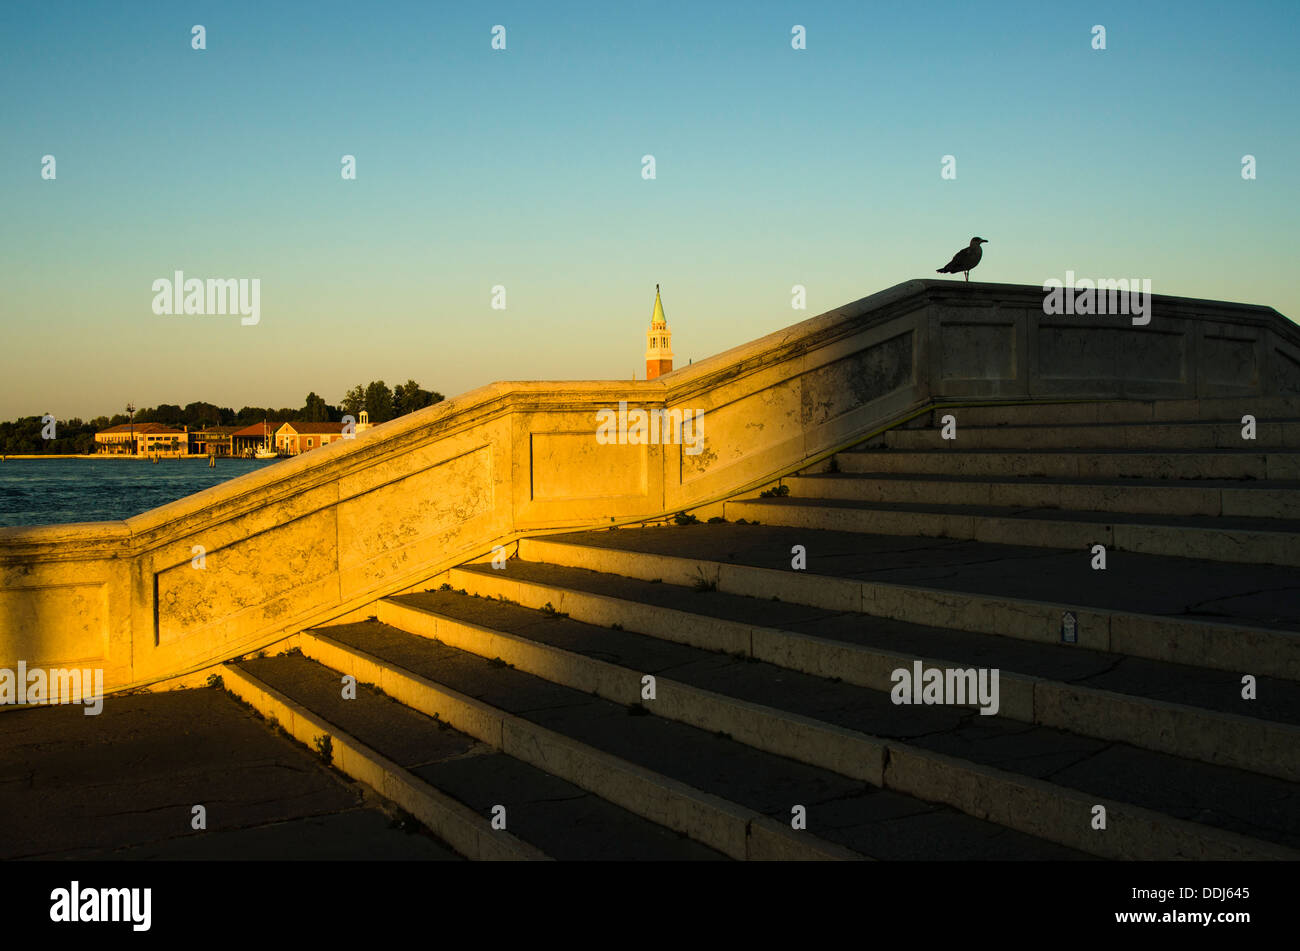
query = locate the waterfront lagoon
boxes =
[0,457,280,527]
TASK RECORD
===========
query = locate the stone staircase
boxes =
[218,396,1300,860]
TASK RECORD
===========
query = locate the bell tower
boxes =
[645,284,673,380]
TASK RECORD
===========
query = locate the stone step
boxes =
[885,420,1300,451]
[513,528,1300,681]
[790,473,1300,520]
[925,397,1300,428]
[834,449,1300,481]
[294,625,863,860]
[300,620,1091,860]
[444,562,1300,782]
[722,496,1300,567]
[373,588,1300,859]
[219,660,546,861]
[227,652,723,861]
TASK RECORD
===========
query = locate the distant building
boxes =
[645,284,673,380]
[95,424,137,454]
[190,425,239,457]
[274,421,349,455]
[94,422,187,456]
[230,422,275,457]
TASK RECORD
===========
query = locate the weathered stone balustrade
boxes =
[3,280,1296,692]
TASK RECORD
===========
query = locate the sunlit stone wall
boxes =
[2,280,1296,692]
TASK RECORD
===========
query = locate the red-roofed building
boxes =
[274,421,349,455]
[231,422,276,457]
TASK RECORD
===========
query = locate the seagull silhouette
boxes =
[936,237,988,281]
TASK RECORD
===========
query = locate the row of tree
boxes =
[340,380,442,422]
[0,381,445,454]
[0,417,100,455]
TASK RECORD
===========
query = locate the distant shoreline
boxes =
[0,454,264,461]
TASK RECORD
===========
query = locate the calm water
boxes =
[0,458,282,527]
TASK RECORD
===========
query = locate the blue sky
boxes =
[2,0,1297,419]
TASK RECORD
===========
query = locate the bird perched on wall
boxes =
[936,237,988,281]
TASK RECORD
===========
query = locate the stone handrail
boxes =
[2,279,1297,693]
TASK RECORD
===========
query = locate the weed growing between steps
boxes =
[221,686,297,747]
[428,583,519,607]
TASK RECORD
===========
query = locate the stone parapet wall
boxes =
[2,280,1296,692]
